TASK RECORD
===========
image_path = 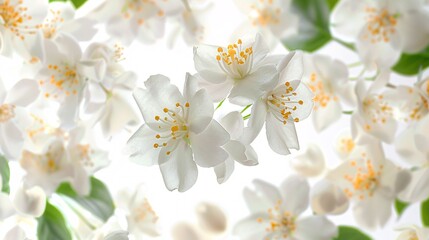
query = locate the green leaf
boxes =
[37,201,72,240]
[392,46,429,76]
[395,199,410,218]
[56,177,115,222]
[422,197,429,227]
[282,0,333,52]
[0,155,10,194]
[326,0,339,10]
[333,226,372,240]
[49,0,87,9]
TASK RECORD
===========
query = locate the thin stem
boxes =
[332,37,356,51]
[240,104,252,114]
[347,62,362,68]
[243,114,251,120]
[215,99,225,111]
[342,110,353,115]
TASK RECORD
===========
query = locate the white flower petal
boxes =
[233,213,270,240]
[252,179,282,206]
[241,98,267,144]
[330,0,368,40]
[311,180,349,215]
[159,141,197,192]
[295,216,338,240]
[214,158,234,184]
[220,111,244,140]
[399,168,429,203]
[278,51,304,85]
[126,125,161,166]
[13,185,46,217]
[312,100,342,132]
[188,89,214,134]
[195,202,227,234]
[290,143,325,177]
[397,11,429,53]
[5,79,40,107]
[279,175,309,215]
[266,112,298,155]
[171,222,203,240]
[193,45,227,84]
[0,193,14,220]
[191,120,229,168]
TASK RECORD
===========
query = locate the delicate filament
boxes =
[0,104,15,122]
[42,9,64,39]
[257,200,296,239]
[250,0,281,26]
[0,0,39,40]
[363,7,398,43]
[216,39,253,79]
[308,72,338,110]
[267,81,304,125]
[40,64,80,99]
[362,94,393,131]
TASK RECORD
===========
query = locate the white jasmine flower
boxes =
[311,179,349,215]
[0,0,48,59]
[233,176,338,240]
[242,51,314,155]
[396,225,429,240]
[127,73,229,192]
[214,111,258,184]
[331,0,429,69]
[193,34,278,105]
[351,72,397,144]
[0,78,40,160]
[303,54,355,132]
[327,141,410,229]
[290,143,325,178]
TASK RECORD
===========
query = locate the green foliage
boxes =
[333,226,372,240]
[392,46,429,76]
[56,177,115,222]
[395,199,410,218]
[422,197,429,227]
[49,0,87,9]
[0,155,10,194]
[37,201,72,240]
[282,0,336,52]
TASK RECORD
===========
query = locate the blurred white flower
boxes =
[234,176,337,240]
[0,0,48,59]
[290,143,325,178]
[311,179,349,215]
[116,185,160,238]
[334,130,357,160]
[91,0,166,45]
[232,0,298,48]
[327,141,410,229]
[194,34,278,105]
[0,78,39,160]
[351,72,397,144]
[13,185,46,217]
[331,0,429,69]
[127,73,229,192]
[42,2,97,42]
[396,225,429,240]
[214,111,258,184]
[303,54,355,132]
[242,51,314,155]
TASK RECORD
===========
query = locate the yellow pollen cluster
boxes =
[362,94,393,129]
[114,43,125,62]
[216,39,253,66]
[267,81,304,125]
[134,198,159,223]
[0,104,15,122]
[0,0,35,40]
[153,102,190,155]
[308,73,338,110]
[339,137,355,154]
[343,157,383,200]
[257,200,296,239]
[42,9,64,39]
[77,144,95,168]
[364,7,398,43]
[40,64,80,99]
[122,0,163,25]
[250,0,281,26]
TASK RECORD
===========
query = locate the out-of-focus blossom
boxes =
[13,185,46,217]
[0,0,48,59]
[311,179,349,215]
[234,176,337,240]
[194,34,278,106]
[351,72,397,144]
[331,0,429,69]
[127,73,229,192]
[214,111,258,184]
[334,130,357,160]
[290,143,325,178]
[243,51,313,155]
[116,185,160,238]
[327,141,410,229]
[396,225,429,240]
[232,0,298,48]
[0,78,39,160]
[303,54,355,132]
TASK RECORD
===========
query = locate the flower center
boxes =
[40,63,81,100]
[363,7,398,43]
[362,94,393,131]
[133,198,159,223]
[338,137,355,155]
[122,0,164,26]
[0,0,36,40]
[308,73,337,110]
[250,0,281,26]
[343,157,383,200]
[75,144,95,168]
[42,9,64,39]
[22,141,65,174]
[153,102,190,155]
[216,39,254,79]
[267,81,304,125]
[0,104,15,122]
[257,200,296,239]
